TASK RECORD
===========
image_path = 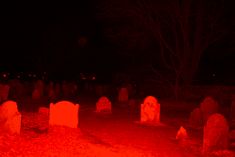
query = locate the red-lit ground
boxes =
[0,98,234,157]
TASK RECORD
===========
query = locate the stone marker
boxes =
[202,113,229,154]
[140,96,160,123]
[49,101,79,128]
[96,96,112,113]
[200,96,219,124]
[0,100,21,134]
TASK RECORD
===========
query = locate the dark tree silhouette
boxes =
[97,0,229,98]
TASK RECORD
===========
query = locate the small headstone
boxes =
[55,83,61,98]
[0,100,21,134]
[49,101,79,128]
[0,84,10,103]
[189,107,203,128]
[38,107,49,130]
[96,96,112,113]
[32,80,44,99]
[118,87,129,102]
[140,96,160,123]
[38,107,49,115]
[202,113,229,154]
[128,99,137,108]
[176,126,188,146]
[200,96,219,124]
[32,88,41,100]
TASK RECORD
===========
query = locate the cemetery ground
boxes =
[1,95,235,157]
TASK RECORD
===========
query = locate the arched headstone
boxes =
[49,101,79,128]
[96,96,112,113]
[203,113,229,154]
[140,96,160,123]
[118,87,129,102]
[200,96,219,124]
[0,100,21,134]
[189,107,203,128]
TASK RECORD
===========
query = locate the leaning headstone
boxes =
[49,101,79,128]
[118,87,129,102]
[96,96,112,113]
[189,107,203,128]
[0,100,21,134]
[200,96,219,124]
[140,96,160,123]
[202,113,229,154]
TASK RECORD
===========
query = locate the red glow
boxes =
[49,101,79,128]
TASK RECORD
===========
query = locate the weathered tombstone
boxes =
[118,87,129,102]
[128,98,137,108]
[32,88,41,100]
[47,82,56,101]
[0,84,10,103]
[0,100,21,134]
[202,113,229,154]
[55,83,61,99]
[39,107,49,115]
[95,85,104,96]
[62,81,70,98]
[49,101,79,128]
[96,96,112,113]
[189,107,203,128]
[200,96,219,124]
[38,107,49,129]
[140,96,160,123]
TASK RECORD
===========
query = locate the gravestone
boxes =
[38,107,49,129]
[55,83,61,99]
[200,96,219,124]
[231,100,235,123]
[118,87,129,102]
[202,113,229,154]
[189,107,203,128]
[0,84,10,103]
[140,96,160,123]
[49,101,79,128]
[96,96,112,113]
[32,88,41,100]
[47,82,56,101]
[176,126,188,146]
[0,100,21,134]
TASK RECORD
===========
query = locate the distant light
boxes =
[92,76,96,80]
[3,74,7,78]
[33,74,36,78]
[81,77,86,80]
[17,75,20,78]
[212,73,216,77]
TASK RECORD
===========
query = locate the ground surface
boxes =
[0,98,234,157]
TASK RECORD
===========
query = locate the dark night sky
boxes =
[1,1,235,83]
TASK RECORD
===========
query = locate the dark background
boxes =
[1,1,235,84]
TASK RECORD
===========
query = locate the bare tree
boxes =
[97,0,228,98]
